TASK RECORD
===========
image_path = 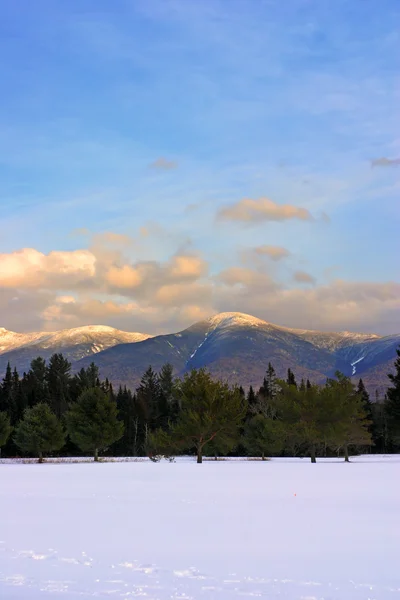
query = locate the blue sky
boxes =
[0,0,399,335]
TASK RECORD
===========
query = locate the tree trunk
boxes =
[262,452,266,461]
[214,453,218,461]
[344,444,349,462]
[310,445,316,463]
[197,447,203,464]
[38,451,43,464]
[94,448,99,462]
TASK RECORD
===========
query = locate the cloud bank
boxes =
[0,238,398,336]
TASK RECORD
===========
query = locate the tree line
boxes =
[0,347,399,463]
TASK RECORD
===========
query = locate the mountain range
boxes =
[1,313,399,396]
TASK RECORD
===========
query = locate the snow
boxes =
[351,356,365,375]
[208,312,268,329]
[0,326,150,356]
[1,456,399,599]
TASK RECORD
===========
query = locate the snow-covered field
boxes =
[0,456,399,599]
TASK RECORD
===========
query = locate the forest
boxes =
[0,348,399,463]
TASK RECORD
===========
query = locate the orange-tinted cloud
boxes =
[254,245,290,261]
[218,197,313,223]
[293,270,316,284]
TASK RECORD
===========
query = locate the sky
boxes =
[0,0,399,336]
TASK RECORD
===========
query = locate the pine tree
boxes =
[46,353,72,418]
[286,368,297,388]
[0,411,12,458]
[325,373,372,461]
[275,382,334,463]
[116,386,142,456]
[371,392,389,453]
[25,357,48,407]
[299,378,306,392]
[0,362,16,421]
[164,369,247,463]
[158,363,178,427]
[66,387,123,461]
[12,366,27,424]
[14,403,65,463]
[246,385,257,414]
[243,414,284,460]
[265,363,280,399]
[356,378,374,444]
[136,366,162,440]
[385,347,400,448]
[357,379,372,418]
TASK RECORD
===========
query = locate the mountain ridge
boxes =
[0,312,398,395]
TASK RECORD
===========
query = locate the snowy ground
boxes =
[0,456,399,599]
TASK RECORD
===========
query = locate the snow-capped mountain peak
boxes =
[0,325,152,372]
[207,312,268,330]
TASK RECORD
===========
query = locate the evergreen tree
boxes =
[356,378,374,443]
[243,414,284,460]
[371,392,390,453]
[46,353,72,418]
[70,363,101,399]
[0,411,12,458]
[299,378,306,392]
[246,385,257,416]
[12,366,27,423]
[357,379,372,418]
[14,403,65,463]
[66,387,123,461]
[286,368,297,388]
[162,369,246,463]
[116,387,142,456]
[205,430,238,460]
[385,347,400,448]
[136,366,162,443]
[25,357,48,407]
[158,363,178,427]
[325,373,372,461]
[254,364,280,419]
[275,382,336,463]
[265,362,280,399]
[0,362,16,421]
[101,377,113,396]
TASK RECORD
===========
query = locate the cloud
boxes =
[217,267,276,292]
[217,197,313,224]
[154,282,212,307]
[371,157,400,168]
[211,279,400,335]
[0,244,209,306]
[293,270,316,285]
[0,240,398,336]
[0,248,96,289]
[92,231,134,246]
[168,255,207,279]
[105,265,143,289]
[253,245,290,261]
[149,157,178,170]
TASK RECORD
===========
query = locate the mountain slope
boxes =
[1,313,398,394]
[0,325,151,374]
[75,312,400,393]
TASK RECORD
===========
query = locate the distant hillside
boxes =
[1,313,398,395]
[0,325,150,375]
